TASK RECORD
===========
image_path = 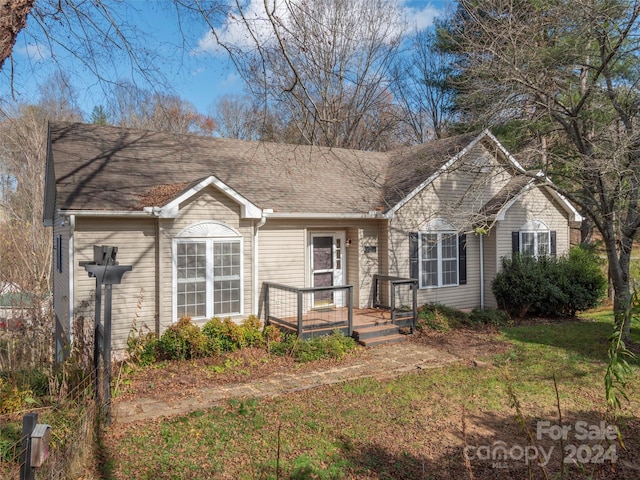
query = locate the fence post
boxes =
[297,290,303,337]
[347,286,353,336]
[264,283,270,325]
[372,275,378,308]
[20,413,37,480]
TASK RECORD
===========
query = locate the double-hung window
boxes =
[174,222,242,320]
[514,220,555,258]
[410,219,466,289]
[420,231,459,288]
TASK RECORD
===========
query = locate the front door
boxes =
[310,233,345,307]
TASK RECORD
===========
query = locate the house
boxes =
[43,122,581,351]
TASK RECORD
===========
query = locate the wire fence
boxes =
[0,368,98,479]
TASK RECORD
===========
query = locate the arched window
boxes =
[513,220,556,258]
[173,221,243,320]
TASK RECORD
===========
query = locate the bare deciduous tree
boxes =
[200,0,406,150]
[109,83,215,135]
[440,0,640,339]
[392,28,456,142]
[209,93,260,140]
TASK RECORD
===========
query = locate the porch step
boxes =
[352,324,407,347]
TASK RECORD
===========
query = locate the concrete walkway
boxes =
[113,342,460,424]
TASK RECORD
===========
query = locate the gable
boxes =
[384,130,524,218]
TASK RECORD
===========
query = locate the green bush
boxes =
[492,246,606,318]
[416,303,469,331]
[557,246,607,315]
[270,330,356,363]
[202,316,265,353]
[468,307,511,326]
[158,317,209,360]
[203,317,242,352]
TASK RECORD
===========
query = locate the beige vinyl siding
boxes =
[482,229,498,308]
[258,218,382,312]
[495,187,571,265]
[158,187,254,330]
[356,223,381,308]
[346,227,360,307]
[74,217,157,352]
[258,225,307,289]
[388,143,514,310]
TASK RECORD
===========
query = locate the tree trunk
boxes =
[605,234,632,342]
[0,0,36,71]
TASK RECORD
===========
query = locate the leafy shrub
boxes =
[202,317,243,352]
[416,303,469,331]
[492,247,606,318]
[127,332,159,366]
[557,246,607,315]
[270,330,356,363]
[202,316,265,353]
[0,421,21,461]
[127,319,159,366]
[158,317,209,360]
[0,377,35,414]
[468,307,511,326]
[239,315,264,348]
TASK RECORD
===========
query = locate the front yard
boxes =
[100,310,640,479]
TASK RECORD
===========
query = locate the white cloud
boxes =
[400,1,446,31]
[195,0,446,56]
[15,42,50,61]
[195,0,285,55]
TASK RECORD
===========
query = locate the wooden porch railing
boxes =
[264,282,353,338]
[372,274,418,331]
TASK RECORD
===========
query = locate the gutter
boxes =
[62,209,156,218]
[264,211,384,220]
[68,214,75,347]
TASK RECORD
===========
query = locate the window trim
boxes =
[172,222,244,322]
[518,220,551,258]
[417,221,460,289]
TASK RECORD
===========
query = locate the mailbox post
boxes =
[20,413,51,480]
[81,246,132,420]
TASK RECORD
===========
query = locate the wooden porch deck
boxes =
[267,307,412,339]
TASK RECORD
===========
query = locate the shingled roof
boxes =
[45,122,523,217]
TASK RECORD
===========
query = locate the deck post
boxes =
[412,279,418,332]
[264,283,270,325]
[297,289,303,337]
[347,285,353,336]
[390,280,396,324]
[372,274,379,309]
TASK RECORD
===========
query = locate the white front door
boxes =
[310,232,345,307]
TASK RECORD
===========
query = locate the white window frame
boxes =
[519,220,550,258]
[418,219,459,289]
[172,222,244,321]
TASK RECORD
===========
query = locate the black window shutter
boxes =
[512,231,520,255]
[458,234,467,285]
[56,235,63,273]
[550,231,556,256]
[409,232,419,280]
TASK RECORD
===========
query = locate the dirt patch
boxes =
[411,325,511,363]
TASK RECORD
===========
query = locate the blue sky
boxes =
[1,0,450,117]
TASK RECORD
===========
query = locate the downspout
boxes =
[68,214,76,346]
[479,233,485,310]
[155,218,161,336]
[253,214,267,316]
